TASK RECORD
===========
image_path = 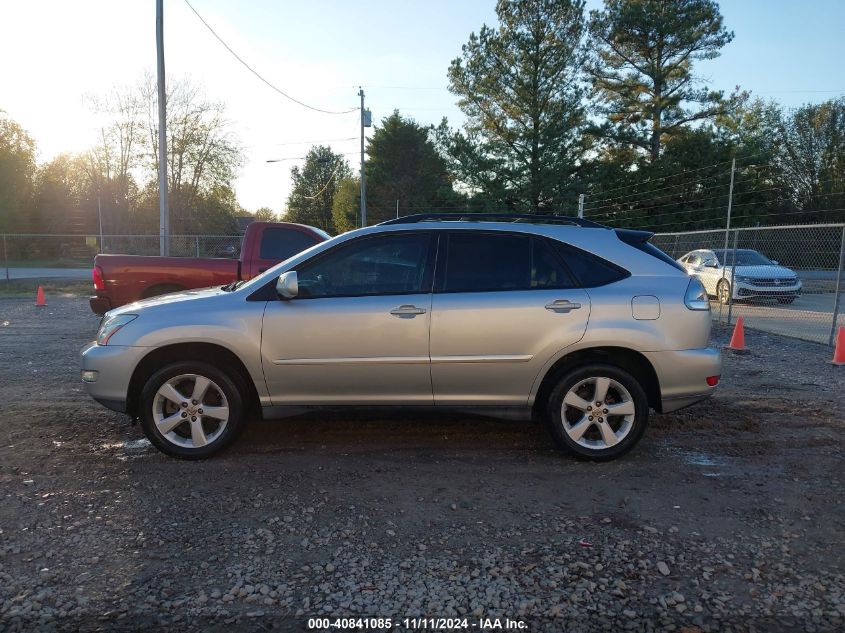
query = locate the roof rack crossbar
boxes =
[379,213,606,228]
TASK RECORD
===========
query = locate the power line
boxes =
[303,162,346,200]
[266,152,358,163]
[183,0,357,115]
[246,137,358,149]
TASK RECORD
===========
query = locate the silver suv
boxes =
[81,214,721,461]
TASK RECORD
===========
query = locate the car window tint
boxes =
[259,228,320,260]
[553,242,629,287]
[443,233,530,292]
[531,238,577,289]
[297,233,431,298]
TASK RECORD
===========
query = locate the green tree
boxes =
[285,146,352,233]
[0,111,37,232]
[447,0,588,212]
[366,111,461,223]
[331,177,360,233]
[253,206,277,222]
[774,98,845,217]
[588,0,735,162]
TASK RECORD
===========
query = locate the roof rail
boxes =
[379,213,607,229]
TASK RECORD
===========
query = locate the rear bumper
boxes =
[89,296,112,315]
[643,347,722,413]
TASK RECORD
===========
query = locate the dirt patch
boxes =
[0,297,843,632]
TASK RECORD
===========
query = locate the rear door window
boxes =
[439,232,576,293]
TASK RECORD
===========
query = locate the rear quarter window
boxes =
[552,241,630,287]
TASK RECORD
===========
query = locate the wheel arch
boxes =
[532,346,662,416]
[126,343,260,418]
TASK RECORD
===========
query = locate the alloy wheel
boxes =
[152,374,230,449]
[560,376,636,450]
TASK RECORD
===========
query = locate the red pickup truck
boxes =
[89,222,329,315]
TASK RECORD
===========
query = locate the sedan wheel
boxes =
[717,280,732,305]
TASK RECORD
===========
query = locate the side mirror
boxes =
[276,271,298,299]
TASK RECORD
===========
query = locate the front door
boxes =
[261,231,436,405]
[430,231,590,405]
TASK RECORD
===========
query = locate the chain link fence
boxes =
[1,234,243,273]
[4,224,844,346]
[653,223,845,345]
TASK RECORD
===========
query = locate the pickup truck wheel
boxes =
[545,364,649,461]
[139,361,246,459]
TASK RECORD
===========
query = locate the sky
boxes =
[1,0,843,216]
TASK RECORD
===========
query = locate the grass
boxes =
[0,279,92,297]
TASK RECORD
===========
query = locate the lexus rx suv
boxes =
[81,214,721,461]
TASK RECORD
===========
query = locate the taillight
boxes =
[93,266,105,291]
[706,375,720,386]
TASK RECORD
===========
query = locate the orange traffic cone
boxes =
[726,317,748,354]
[35,286,46,307]
[832,326,845,366]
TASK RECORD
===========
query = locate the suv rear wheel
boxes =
[546,364,649,461]
[139,361,246,459]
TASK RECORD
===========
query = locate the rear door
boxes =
[429,231,590,406]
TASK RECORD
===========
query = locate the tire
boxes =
[717,280,732,305]
[139,361,246,459]
[545,364,649,461]
[777,296,796,304]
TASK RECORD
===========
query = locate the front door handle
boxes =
[545,299,581,313]
[390,304,427,318]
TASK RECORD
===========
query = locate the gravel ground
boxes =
[0,295,843,632]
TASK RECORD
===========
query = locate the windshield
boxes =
[713,249,773,266]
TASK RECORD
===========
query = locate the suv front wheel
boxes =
[139,361,246,459]
[546,364,649,461]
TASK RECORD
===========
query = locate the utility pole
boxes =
[97,196,104,253]
[156,0,169,256]
[578,194,585,219]
[358,87,370,227]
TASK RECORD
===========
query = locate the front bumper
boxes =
[643,347,722,413]
[734,281,801,299]
[80,342,149,414]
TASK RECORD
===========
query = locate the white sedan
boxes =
[677,249,802,305]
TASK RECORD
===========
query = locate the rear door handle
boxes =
[545,299,581,313]
[390,304,427,318]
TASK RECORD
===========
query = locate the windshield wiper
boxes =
[221,280,245,292]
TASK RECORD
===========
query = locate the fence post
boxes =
[829,225,845,346]
[195,236,200,258]
[727,228,739,326]
[3,234,8,283]
[718,158,737,323]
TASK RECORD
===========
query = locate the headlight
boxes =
[684,278,710,311]
[734,275,752,283]
[97,314,137,345]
